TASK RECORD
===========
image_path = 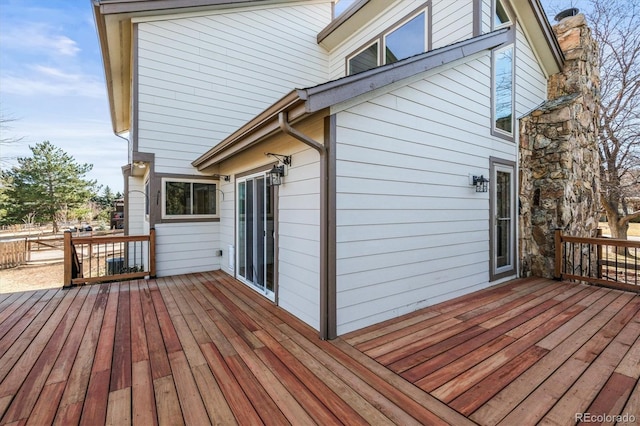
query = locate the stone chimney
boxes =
[519,13,601,278]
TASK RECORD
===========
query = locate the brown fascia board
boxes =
[93,3,119,134]
[193,28,509,171]
[97,0,283,14]
[301,27,510,113]
[528,0,565,71]
[192,91,307,170]
[317,0,369,44]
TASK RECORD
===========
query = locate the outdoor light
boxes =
[472,175,489,193]
[265,153,291,186]
[269,165,285,186]
[265,152,291,166]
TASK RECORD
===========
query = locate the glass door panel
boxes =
[238,181,246,280]
[236,173,275,299]
[491,161,516,280]
[496,171,511,268]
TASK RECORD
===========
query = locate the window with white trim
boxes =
[162,178,218,219]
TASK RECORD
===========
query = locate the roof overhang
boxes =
[317,0,389,50]
[512,0,564,75]
[93,2,133,134]
[193,28,510,171]
[192,91,324,171]
[304,27,510,112]
[93,0,305,135]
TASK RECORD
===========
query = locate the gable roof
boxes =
[92,0,296,134]
[192,28,510,170]
[94,0,563,136]
[317,0,564,76]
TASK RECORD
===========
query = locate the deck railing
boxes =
[63,229,155,286]
[555,229,639,292]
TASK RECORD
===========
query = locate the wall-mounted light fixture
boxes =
[265,152,291,166]
[269,165,286,186]
[265,153,291,186]
[214,174,231,182]
[472,175,489,192]
[133,161,147,169]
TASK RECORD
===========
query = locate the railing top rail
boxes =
[70,234,150,244]
[560,234,640,248]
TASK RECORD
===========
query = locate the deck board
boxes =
[0,272,637,425]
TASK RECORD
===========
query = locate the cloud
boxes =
[0,22,80,57]
[0,65,105,98]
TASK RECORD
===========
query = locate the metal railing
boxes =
[64,229,155,286]
[555,229,639,292]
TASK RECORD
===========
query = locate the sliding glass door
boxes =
[237,173,275,299]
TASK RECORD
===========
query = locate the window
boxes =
[347,8,427,75]
[493,45,514,136]
[384,12,425,64]
[494,0,511,28]
[162,178,218,218]
[348,42,379,75]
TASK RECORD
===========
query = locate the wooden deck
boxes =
[0,272,638,425]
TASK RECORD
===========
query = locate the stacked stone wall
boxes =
[519,14,601,278]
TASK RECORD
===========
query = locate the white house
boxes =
[94,0,564,339]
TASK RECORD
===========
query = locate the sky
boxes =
[0,0,127,193]
[0,0,584,195]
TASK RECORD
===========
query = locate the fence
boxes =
[0,239,27,269]
[555,229,639,292]
[64,229,155,286]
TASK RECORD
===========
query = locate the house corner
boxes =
[519,13,601,278]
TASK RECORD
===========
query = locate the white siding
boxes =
[333,54,519,335]
[128,176,146,236]
[154,222,220,277]
[216,118,323,330]
[136,2,331,175]
[134,2,330,284]
[482,0,492,34]
[432,0,474,49]
[515,24,547,116]
[277,146,321,330]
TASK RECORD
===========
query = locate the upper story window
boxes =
[494,0,511,29]
[385,12,426,64]
[349,41,379,75]
[162,178,218,219]
[493,44,514,137]
[347,9,427,75]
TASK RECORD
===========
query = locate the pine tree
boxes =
[2,141,96,232]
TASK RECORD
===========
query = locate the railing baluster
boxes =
[555,231,639,292]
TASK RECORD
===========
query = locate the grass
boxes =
[599,222,640,237]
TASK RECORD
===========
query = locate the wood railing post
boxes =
[150,228,156,278]
[63,231,72,287]
[554,229,562,280]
